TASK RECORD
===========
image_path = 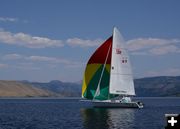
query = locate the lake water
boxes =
[0,98,179,129]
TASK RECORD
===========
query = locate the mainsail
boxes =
[109,28,135,96]
[82,27,135,101]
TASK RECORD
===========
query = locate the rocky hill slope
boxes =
[0,80,55,97]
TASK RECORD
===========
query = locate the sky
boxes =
[0,0,180,82]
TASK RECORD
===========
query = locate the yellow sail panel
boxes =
[82,64,101,97]
[105,64,111,73]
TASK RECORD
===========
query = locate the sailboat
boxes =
[81,27,143,108]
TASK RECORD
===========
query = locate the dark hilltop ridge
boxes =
[0,76,179,97]
[134,76,180,97]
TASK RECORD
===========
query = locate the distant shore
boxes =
[0,96,179,99]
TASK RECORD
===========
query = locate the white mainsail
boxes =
[109,27,135,96]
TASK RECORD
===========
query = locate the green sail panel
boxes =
[84,64,109,100]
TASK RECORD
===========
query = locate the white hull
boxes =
[92,100,143,108]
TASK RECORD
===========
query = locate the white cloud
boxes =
[126,38,180,55]
[26,55,73,65]
[0,17,18,22]
[13,65,41,70]
[25,55,85,68]
[0,28,103,48]
[127,38,168,51]
[130,51,147,55]
[66,37,180,55]
[1,28,180,55]
[149,45,180,55]
[3,53,23,60]
[66,38,102,47]
[0,29,64,48]
[26,56,58,62]
[64,62,85,68]
[1,53,85,71]
[67,37,180,55]
[2,53,82,68]
[145,68,180,77]
[0,63,8,68]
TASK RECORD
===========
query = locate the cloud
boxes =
[66,37,180,54]
[127,38,169,51]
[3,54,68,64]
[26,55,74,65]
[64,62,85,68]
[1,28,180,55]
[145,68,180,77]
[0,63,8,68]
[1,53,84,71]
[126,38,180,55]
[12,64,41,70]
[2,53,23,60]
[0,17,18,22]
[0,17,28,23]
[130,51,147,55]
[66,38,102,47]
[26,55,84,68]
[2,53,83,68]
[149,45,180,55]
[0,29,64,48]
[26,56,58,62]
[0,28,102,48]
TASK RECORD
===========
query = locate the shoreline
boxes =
[0,96,179,99]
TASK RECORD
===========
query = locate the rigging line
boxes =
[93,43,112,100]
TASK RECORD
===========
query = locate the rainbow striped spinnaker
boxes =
[82,27,135,101]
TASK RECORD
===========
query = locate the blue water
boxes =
[0,98,179,129]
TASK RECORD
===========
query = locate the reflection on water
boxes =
[81,108,135,129]
[0,98,179,129]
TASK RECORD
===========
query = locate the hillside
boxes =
[134,76,180,97]
[0,76,179,97]
[0,80,55,97]
[26,76,180,97]
[27,80,81,97]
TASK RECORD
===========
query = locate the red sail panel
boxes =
[88,36,112,64]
